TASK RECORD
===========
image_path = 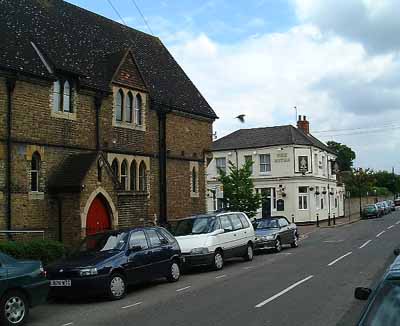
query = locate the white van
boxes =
[172,212,255,270]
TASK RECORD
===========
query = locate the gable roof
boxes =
[211,125,334,153]
[47,152,119,193]
[0,0,217,119]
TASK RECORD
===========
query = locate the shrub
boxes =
[0,239,65,265]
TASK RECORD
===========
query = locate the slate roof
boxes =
[0,0,217,119]
[47,152,99,193]
[211,125,334,153]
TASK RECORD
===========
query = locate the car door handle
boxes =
[233,233,237,236]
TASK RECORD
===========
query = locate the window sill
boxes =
[259,172,272,176]
[113,121,146,132]
[190,192,200,198]
[51,110,77,121]
[28,192,44,200]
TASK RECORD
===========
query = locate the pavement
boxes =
[28,211,400,326]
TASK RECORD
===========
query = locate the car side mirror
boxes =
[354,287,372,300]
[128,245,142,253]
[211,229,224,236]
[160,238,169,245]
[394,248,400,256]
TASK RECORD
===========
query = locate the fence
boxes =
[0,230,45,242]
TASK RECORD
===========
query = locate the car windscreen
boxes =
[0,252,18,265]
[362,279,400,326]
[365,205,376,210]
[256,219,279,229]
[171,217,218,236]
[77,231,129,253]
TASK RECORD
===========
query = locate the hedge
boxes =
[0,239,65,265]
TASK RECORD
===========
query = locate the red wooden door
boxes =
[86,196,111,236]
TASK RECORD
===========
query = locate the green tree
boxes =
[326,141,356,172]
[218,160,262,218]
[373,170,400,195]
[342,168,375,197]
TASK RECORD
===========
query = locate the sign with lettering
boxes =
[274,153,290,163]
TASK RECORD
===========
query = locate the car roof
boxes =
[88,226,160,235]
[260,216,287,220]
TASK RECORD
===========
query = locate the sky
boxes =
[67,0,400,172]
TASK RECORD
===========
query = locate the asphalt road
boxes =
[29,211,400,326]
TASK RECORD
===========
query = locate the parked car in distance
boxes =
[171,212,255,270]
[388,200,396,211]
[394,198,400,207]
[375,202,386,216]
[254,216,299,252]
[0,252,49,326]
[354,250,400,325]
[382,201,391,214]
[362,204,381,219]
[46,227,181,300]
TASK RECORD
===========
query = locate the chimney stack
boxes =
[297,115,310,134]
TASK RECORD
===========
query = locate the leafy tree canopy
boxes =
[326,141,356,172]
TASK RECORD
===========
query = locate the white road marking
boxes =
[176,286,191,292]
[243,266,254,270]
[328,252,352,266]
[324,240,344,243]
[359,240,372,249]
[215,274,227,279]
[278,252,293,255]
[255,275,314,308]
[121,302,142,309]
[388,225,395,229]
[61,323,74,326]
[396,221,400,225]
[376,231,386,238]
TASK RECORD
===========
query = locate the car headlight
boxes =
[263,235,276,241]
[190,247,209,255]
[79,267,98,277]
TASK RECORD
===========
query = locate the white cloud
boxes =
[294,0,400,54]
[165,21,400,171]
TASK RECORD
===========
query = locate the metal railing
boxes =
[0,230,45,240]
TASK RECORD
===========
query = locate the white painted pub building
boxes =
[206,116,345,224]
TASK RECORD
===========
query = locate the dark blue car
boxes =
[355,251,400,325]
[46,227,182,300]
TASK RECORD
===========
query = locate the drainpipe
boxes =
[94,93,105,152]
[57,197,63,243]
[157,108,167,226]
[6,77,16,239]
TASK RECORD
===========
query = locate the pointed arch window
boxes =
[111,159,119,178]
[135,94,143,125]
[52,79,73,113]
[192,167,197,193]
[121,160,128,190]
[139,161,147,192]
[31,152,41,192]
[116,89,124,122]
[52,81,61,112]
[125,92,133,123]
[130,160,137,191]
[63,80,71,112]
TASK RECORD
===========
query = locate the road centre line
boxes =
[121,302,142,309]
[255,275,314,308]
[327,252,352,266]
[215,274,227,279]
[359,240,372,249]
[388,225,395,229]
[61,323,74,326]
[176,286,191,292]
[396,221,400,225]
[376,231,386,238]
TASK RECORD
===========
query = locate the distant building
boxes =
[0,0,217,246]
[207,116,344,223]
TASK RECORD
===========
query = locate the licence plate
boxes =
[50,280,71,287]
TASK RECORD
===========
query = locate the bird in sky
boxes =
[235,114,245,123]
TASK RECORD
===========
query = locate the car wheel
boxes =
[291,234,299,248]
[166,260,181,282]
[0,290,29,326]
[275,238,282,253]
[108,273,127,300]
[213,250,224,270]
[243,243,254,261]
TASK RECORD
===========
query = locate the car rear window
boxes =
[238,214,250,228]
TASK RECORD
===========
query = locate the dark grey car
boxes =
[254,217,299,252]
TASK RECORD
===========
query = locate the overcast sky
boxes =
[68,0,400,172]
